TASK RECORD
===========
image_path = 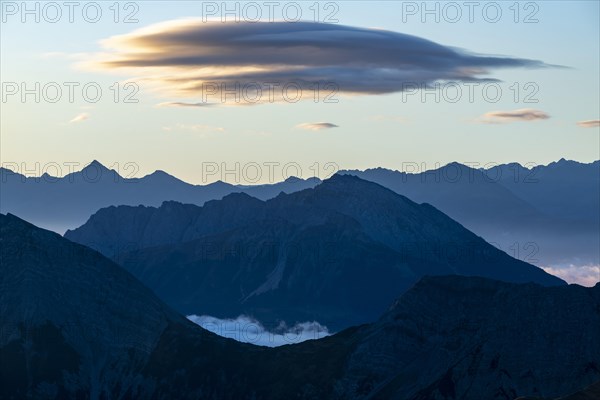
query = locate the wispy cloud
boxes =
[477,108,550,124]
[187,314,330,347]
[69,113,89,123]
[296,122,339,131]
[576,120,600,128]
[84,20,553,104]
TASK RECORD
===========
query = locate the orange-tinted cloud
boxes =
[478,109,550,124]
[84,20,553,104]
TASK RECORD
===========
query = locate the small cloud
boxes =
[477,108,550,124]
[296,122,339,131]
[576,120,600,128]
[69,113,89,123]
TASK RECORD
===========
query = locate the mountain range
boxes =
[2,213,598,399]
[0,160,319,234]
[2,159,598,273]
[341,159,600,270]
[65,174,564,331]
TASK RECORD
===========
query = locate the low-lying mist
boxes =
[187,314,331,347]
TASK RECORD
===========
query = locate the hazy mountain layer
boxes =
[0,161,320,234]
[341,159,600,269]
[3,159,597,272]
[65,175,564,330]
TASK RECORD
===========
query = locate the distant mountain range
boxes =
[0,160,320,234]
[2,213,598,399]
[341,159,600,269]
[2,159,598,272]
[65,174,564,331]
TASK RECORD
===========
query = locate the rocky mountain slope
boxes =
[0,213,263,399]
[2,213,597,399]
[65,175,564,330]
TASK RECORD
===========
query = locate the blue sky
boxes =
[1,1,598,184]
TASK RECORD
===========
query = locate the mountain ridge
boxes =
[4,158,598,282]
[2,213,597,399]
[340,160,600,271]
[65,174,565,331]
[0,161,322,234]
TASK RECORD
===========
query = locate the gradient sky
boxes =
[1,0,598,184]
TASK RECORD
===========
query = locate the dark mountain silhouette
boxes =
[154,276,600,399]
[0,161,320,234]
[341,160,600,269]
[0,213,264,399]
[320,275,600,400]
[517,380,600,400]
[1,213,598,399]
[65,175,564,330]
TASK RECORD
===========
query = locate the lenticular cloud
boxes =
[86,20,552,102]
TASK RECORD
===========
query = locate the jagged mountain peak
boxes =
[219,191,262,203]
[315,172,398,194]
[207,179,236,188]
[144,169,184,183]
[283,175,302,183]
[82,159,111,172]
